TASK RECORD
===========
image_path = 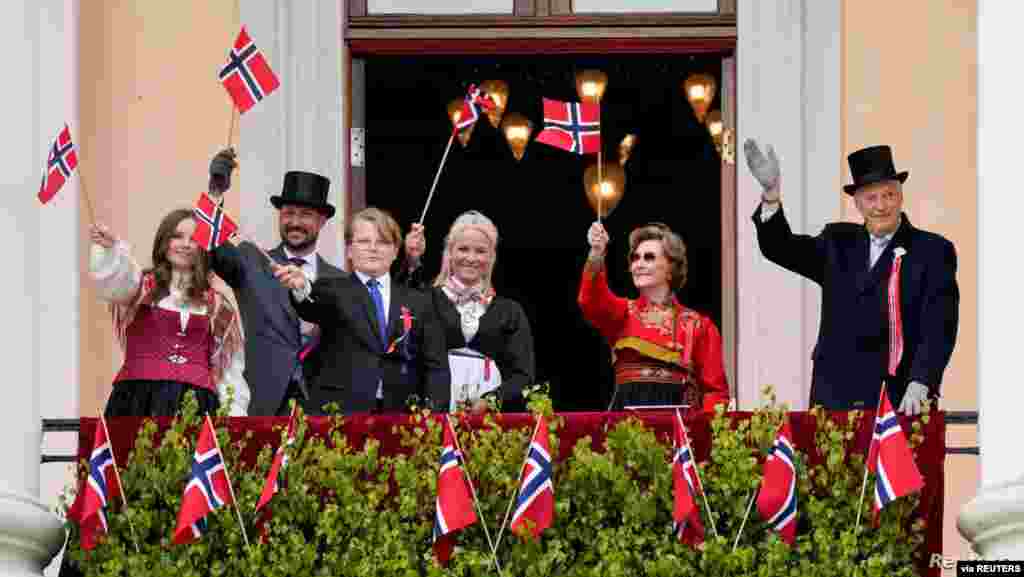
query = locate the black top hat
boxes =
[270,171,334,218]
[844,145,909,195]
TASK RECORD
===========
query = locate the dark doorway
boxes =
[365,54,725,411]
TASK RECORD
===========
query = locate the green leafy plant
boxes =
[62,388,930,576]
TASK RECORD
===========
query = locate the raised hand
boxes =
[89,223,117,249]
[405,223,426,262]
[273,263,307,291]
[743,139,781,202]
[587,221,610,259]
[209,148,237,196]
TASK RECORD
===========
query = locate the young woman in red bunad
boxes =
[88,209,249,417]
[579,221,729,412]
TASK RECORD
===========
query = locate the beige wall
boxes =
[79,1,239,417]
[844,0,978,570]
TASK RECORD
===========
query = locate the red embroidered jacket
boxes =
[578,266,730,412]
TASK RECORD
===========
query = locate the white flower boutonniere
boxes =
[893,247,906,258]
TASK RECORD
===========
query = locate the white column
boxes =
[238,0,347,266]
[736,0,841,409]
[957,0,1024,560]
[0,1,71,575]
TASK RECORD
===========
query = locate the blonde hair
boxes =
[345,207,402,247]
[433,210,499,289]
[628,222,689,290]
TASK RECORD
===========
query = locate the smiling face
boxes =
[165,217,199,271]
[630,239,672,292]
[278,204,327,253]
[854,180,904,237]
[450,228,494,287]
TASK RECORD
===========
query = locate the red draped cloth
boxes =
[78,410,945,576]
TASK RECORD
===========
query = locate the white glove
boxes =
[898,381,930,416]
[743,139,781,202]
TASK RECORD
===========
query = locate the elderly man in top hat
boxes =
[206,149,345,416]
[744,141,959,413]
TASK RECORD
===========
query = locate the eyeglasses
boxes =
[630,251,660,263]
[352,238,395,250]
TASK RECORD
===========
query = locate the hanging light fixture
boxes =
[447,98,474,148]
[480,79,510,129]
[583,161,625,219]
[501,112,533,161]
[575,69,609,103]
[706,109,724,148]
[682,73,716,123]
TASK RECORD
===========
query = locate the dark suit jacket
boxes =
[210,242,345,415]
[292,274,450,414]
[752,207,959,409]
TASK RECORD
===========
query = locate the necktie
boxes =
[367,278,388,348]
[288,256,307,268]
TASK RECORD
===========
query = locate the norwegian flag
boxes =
[672,411,705,546]
[867,389,924,512]
[510,415,554,539]
[534,98,601,155]
[454,84,495,132]
[219,26,280,114]
[173,417,236,545]
[756,419,798,545]
[68,418,122,550]
[191,192,239,250]
[256,403,299,514]
[38,124,78,204]
[432,416,478,564]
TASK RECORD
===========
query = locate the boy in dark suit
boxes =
[745,141,959,412]
[276,207,450,414]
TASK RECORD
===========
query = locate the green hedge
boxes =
[60,390,929,576]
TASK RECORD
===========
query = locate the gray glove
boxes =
[209,148,237,197]
[743,139,780,202]
[897,381,930,416]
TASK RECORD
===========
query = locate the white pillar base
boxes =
[0,488,64,577]
[958,480,1024,560]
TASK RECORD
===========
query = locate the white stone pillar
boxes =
[957,0,1024,560]
[736,0,841,409]
[0,1,71,575]
[238,0,348,266]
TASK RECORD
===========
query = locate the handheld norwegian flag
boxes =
[191,192,239,250]
[173,418,236,545]
[68,418,122,550]
[256,403,299,514]
[867,389,924,512]
[756,419,798,545]
[534,98,601,155]
[454,84,495,132]
[672,411,705,546]
[38,124,78,204]
[432,416,478,564]
[510,416,554,539]
[219,26,280,114]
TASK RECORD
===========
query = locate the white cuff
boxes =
[291,272,313,302]
[760,201,781,222]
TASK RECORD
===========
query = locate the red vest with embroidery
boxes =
[113,305,215,392]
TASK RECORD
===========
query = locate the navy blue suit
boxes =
[292,274,450,414]
[752,207,959,409]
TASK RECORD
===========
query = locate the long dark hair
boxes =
[147,209,210,304]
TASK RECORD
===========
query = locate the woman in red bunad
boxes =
[579,221,730,412]
[88,209,249,417]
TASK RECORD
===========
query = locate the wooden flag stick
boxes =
[205,414,250,548]
[854,383,888,537]
[76,153,97,226]
[227,105,238,150]
[678,409,718,538]
[100,415,141,553]
[493,415,544,554]
[418,130,457,225]
[447,415,504,577]
[731,489,756,552]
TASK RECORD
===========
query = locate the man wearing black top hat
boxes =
[206,149,345,416]
[744,141,959,413]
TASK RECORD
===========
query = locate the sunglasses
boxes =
[630,251,660,263]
